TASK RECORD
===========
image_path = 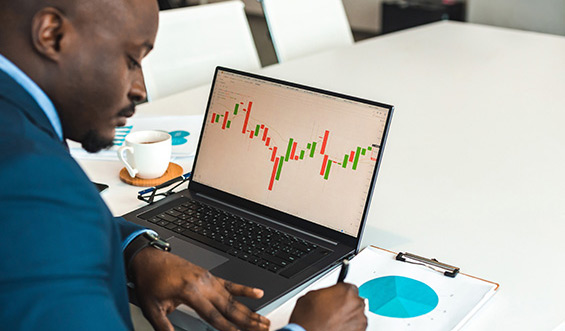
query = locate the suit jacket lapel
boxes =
[0,69,62,143]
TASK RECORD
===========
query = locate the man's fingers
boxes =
[140,303,174,331]
[187,295,241,331]
[183,278,270,331]
[218,279,270,330]
[222,279,264,299]
[212,293,270,331]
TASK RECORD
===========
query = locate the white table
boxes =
[78,21,565,330]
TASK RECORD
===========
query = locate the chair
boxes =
[260,0,354,63]
[142,1,261,100]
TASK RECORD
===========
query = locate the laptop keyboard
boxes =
[140,199,331,278]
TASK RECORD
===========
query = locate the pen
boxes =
[138,172,191,195]
[337,259,349,283]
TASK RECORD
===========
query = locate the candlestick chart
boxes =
[209,100,381,192]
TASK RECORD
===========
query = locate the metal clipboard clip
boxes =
[396,252,460,278]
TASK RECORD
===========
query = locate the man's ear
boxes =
[30,7,70,61]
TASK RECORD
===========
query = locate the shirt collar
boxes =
[0,53,63,140]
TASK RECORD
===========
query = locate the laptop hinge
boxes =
[195,193,338,246]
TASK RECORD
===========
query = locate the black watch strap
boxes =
[123,232,171,283]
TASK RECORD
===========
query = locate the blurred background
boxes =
[157,0,565,66]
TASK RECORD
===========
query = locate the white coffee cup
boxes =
[117,130,172,179]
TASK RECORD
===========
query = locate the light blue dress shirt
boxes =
[121,229,158,251]
[283,323,307,331]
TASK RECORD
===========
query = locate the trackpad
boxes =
[166,237,229,270]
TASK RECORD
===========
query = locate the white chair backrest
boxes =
[261,0,354,63]
[142,1,261,100]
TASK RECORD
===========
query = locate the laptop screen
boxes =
[192,68,392,237]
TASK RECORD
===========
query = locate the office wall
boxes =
[468,0,565,36]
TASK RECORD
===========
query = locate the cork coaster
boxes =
[119,162,183,187]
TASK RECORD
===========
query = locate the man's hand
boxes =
[289,283,367,331]
[130,247,270,331]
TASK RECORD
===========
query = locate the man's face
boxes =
[55,0,159,152]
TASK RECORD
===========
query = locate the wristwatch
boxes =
[124,232,171,283]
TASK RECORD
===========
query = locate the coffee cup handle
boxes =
[117,146,138,178]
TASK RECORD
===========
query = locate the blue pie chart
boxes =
[169,130,190,146]
[359,276,438,318]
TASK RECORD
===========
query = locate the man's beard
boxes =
[81,103,135,153]
[81,129,114,153]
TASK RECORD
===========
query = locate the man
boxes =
[0,1,368,331]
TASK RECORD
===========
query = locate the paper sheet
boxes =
[267,246,497,331]
[554,321,565,331]
[69,115,204,161]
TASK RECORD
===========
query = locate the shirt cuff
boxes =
[121,229,158,251]
[282,323,307,331]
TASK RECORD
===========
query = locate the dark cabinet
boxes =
[382,0,466,34]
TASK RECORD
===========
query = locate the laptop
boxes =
[123,66,394,310]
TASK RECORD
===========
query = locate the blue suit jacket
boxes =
[0,70,145,329]
[0,69,300,331]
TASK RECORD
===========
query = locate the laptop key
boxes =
[165,223,177,230]
[181,230,230,253]
[166,210,183,217]
[258,261,270,269]
[275,251,296,263]
[268,265,280,273]
[280,249,331,279]
[173,219,187,226]
[259,253,287,267]
[280,246,291,253]
[291,242,311,253]
[157,214,177,222]
[290,249,306,257]
[157,220,169,227]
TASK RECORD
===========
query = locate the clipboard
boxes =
[362,246,499,330]
[266,245,499,331]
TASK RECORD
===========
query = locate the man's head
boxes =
[0,0,159,152]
